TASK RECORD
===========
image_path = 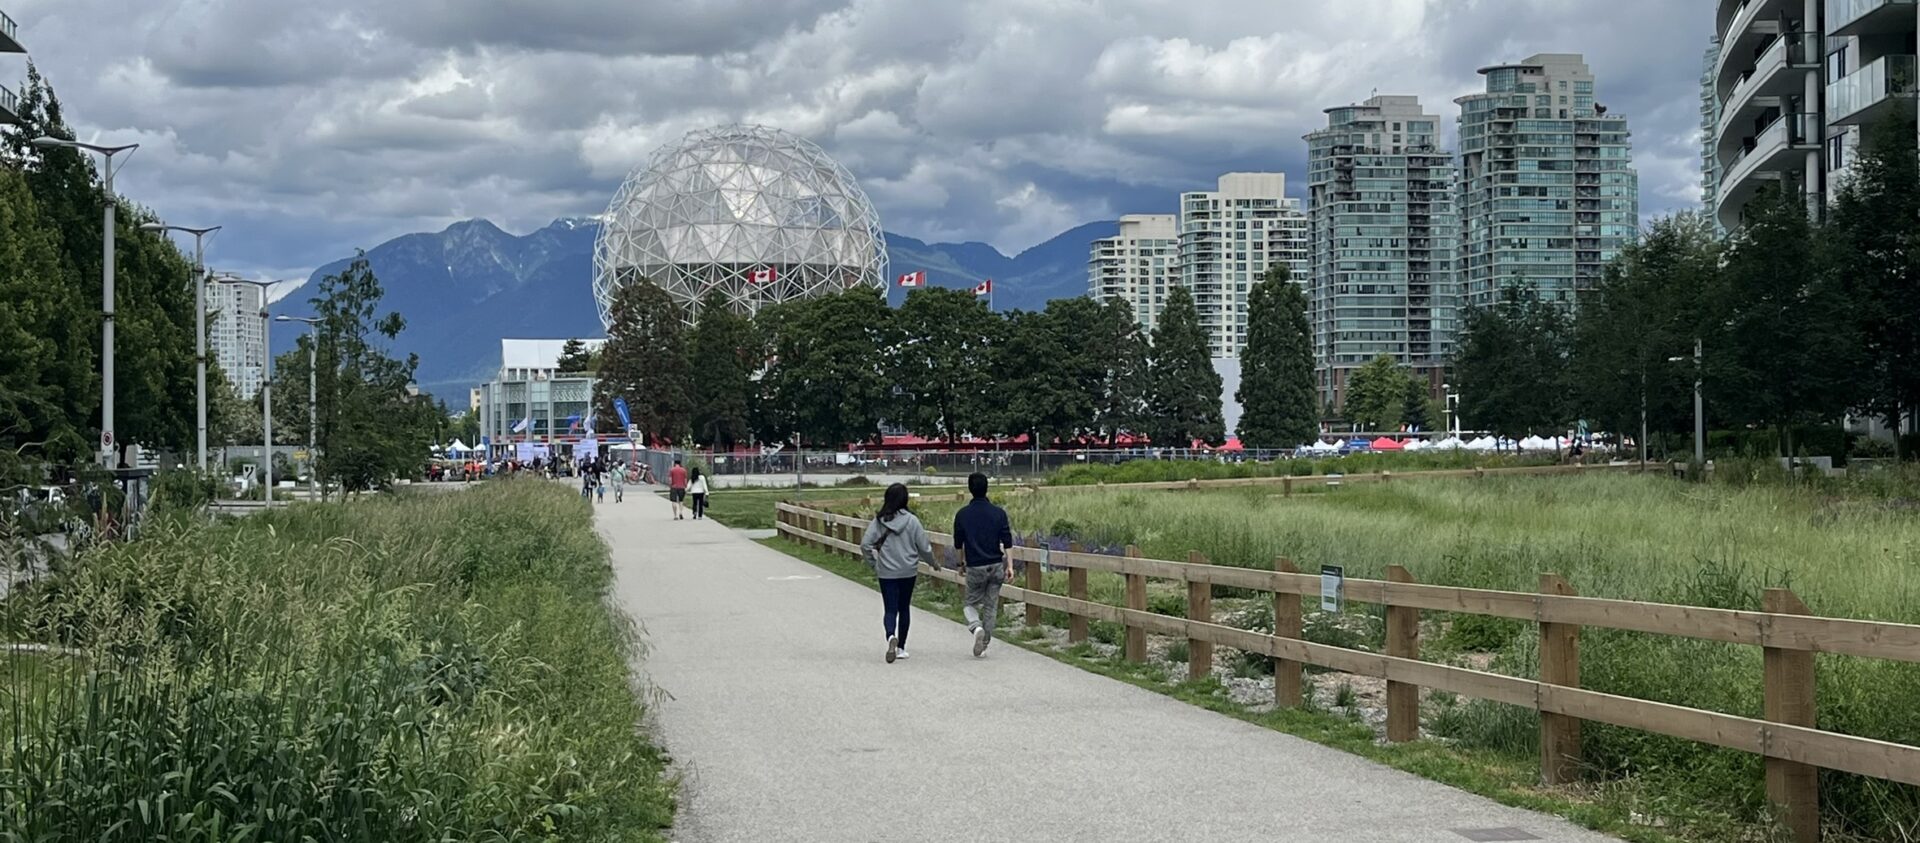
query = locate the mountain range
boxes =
[270,218,1117,401]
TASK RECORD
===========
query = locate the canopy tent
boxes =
[1370,437,1405,451]
[1519,435,1548,451]
[1430,436,1465,451]
[445,439,473,455]
[1464,436,1499,452]
[1219,437,1245,453]
[1309,440,1342,453]
[1402,438,1429,451]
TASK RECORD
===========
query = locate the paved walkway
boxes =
[602,492,1620,843]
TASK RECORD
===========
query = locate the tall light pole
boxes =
[32,136,139,467]
[1669,338,1705,468]
[1442,383,1460,439]
[140,223,220,472]
[216,276,278,503]
[276,315,320,502]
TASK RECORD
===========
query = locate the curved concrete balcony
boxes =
[1715,0,1788,93]
[0,10,19,54]
[1829,0,1917,38]
[1715,112,1820,231]
[1717,32,1821,151]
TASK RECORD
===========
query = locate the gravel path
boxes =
[603,493,1621,842]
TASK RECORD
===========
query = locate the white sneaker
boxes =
[973,626,989,657]
[886,635,898,664]
[895,649,910,660]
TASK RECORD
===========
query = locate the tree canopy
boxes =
[1146,286,1225,447]
[1236,267,1317,447]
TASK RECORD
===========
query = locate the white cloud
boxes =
[10,0,1714,279]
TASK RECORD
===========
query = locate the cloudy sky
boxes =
[10,0,1713,284]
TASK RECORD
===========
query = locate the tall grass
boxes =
[0,479,673,841]
[920,473,1920,839]
[1047,451,1563,486]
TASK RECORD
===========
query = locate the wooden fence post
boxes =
[1764,588,1820,843]
[1539,573,1582,785]
[1124,544,1147,663]
[1384,565,1420,743]
[1282,475,1294,498]
[1024,541,1044,626]
[1187,551,1213,681]
[1067,542,1089,643]
[1273,557,1303,708]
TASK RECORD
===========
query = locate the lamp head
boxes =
[139,222,167,232]
[28,135,64,148]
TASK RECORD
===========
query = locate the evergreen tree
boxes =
[1093,298,1152,444]
[685,291,758,450]
[1720,184,1860,455]
[1570,213,1724,451]
[1147,286,1225,447]
[891,287,997,443]
[596,279,693,447]
[758,288,891,448]
[1236,267,1317,447]
[1827,109,1920,456]
[1452,284,1572,439]
[555,338,599,373]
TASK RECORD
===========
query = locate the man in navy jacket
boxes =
[952,472,1014,656]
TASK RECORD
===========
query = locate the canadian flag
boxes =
[897,270,926,288]
[972,279,993,297]
[749,267,777,285]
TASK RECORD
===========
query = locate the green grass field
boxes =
[897,473,1920,841]
[2,479,675,840]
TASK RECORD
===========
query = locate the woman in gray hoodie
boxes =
[860,483,934,663]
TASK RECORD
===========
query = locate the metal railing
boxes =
[1828,54,1918,124]
[1828,0,1916,34]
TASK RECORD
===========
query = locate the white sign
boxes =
[1320,565,1345,613]
[101,430,114,449]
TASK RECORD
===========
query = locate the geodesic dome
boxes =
[592,123,888,329]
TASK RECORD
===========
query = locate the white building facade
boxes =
[1087,214,1179,333]
[1178,173,1310,358]
[476,338,606,460]
[211,280,267,399]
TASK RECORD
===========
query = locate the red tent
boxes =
[1370,437,1405,451]
[1219,437,1245,452]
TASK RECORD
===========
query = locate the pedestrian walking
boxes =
[580,466,595,500]
[594,461,607,502]
[668,459,689,520]
[861,483,933,663]
[609,462,625,502]
[689,467,710,519]
[952,472,1014,657]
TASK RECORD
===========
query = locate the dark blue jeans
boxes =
[879,576,917,646]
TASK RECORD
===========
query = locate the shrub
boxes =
[1090,620,1125,646]
[1441,613,1525,653]
[1164,638,1189,663]
[1147,590,1188,618]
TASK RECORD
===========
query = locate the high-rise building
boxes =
[1702,38,1723,212]
[1708,0,1825,231]
[1305,94,1460,411]
[1456,53,1637,309]
[1177,173,1309,358]
[1088,214,1179,333]
[0,9,25,125]
[211,280,267,398]
[1821,1,1916,192]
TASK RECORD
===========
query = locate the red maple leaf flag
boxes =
[972,279,993,296]
[897,270,926,287]
[749,267,777,285]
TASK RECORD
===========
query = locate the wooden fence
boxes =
[773,500,1920,843]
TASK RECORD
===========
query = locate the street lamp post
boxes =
[1442,383,1460,439]
[31,136,139,467]
[1669,338,1706,469]
[216,276,277,503]
[140,223,220,472]
[276,315,320,502]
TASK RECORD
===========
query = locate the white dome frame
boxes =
[592,123,888,328]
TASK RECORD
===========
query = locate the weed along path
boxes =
[602,492,1621,843]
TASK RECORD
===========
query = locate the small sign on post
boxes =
[1320,564,1345,612]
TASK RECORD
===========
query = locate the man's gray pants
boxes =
[962,564,1007,638]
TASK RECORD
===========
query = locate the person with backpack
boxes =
[860,483,934,663]
[952,472,1015,657]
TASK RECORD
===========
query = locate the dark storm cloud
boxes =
[8,0,1713,284]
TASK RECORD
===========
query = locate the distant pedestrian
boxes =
[668,459,689,520]
[861,483,933,663]
[689,467,710,519]
[581,467,594,500]
[609,462,625,502]
[952,472,1014,657]
[595,462,607,502]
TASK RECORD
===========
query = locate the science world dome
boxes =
[591,123,888,329]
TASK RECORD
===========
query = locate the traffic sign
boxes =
[101,430,114,449]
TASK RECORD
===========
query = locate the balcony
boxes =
[1828,0,1917,37]
[0,84,15,125]
[1718,32,1821,139]
[1715,0,1789,92]
[1828,54,1918,125]
[1715,112,1821,231]
[0,9,18,54]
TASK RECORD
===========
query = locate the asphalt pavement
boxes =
[602,491,1621,843]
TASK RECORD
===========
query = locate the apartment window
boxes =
[1828,134,1846,171]
[1828,46,1849,84]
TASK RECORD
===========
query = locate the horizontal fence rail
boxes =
[774,499,1920,843]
